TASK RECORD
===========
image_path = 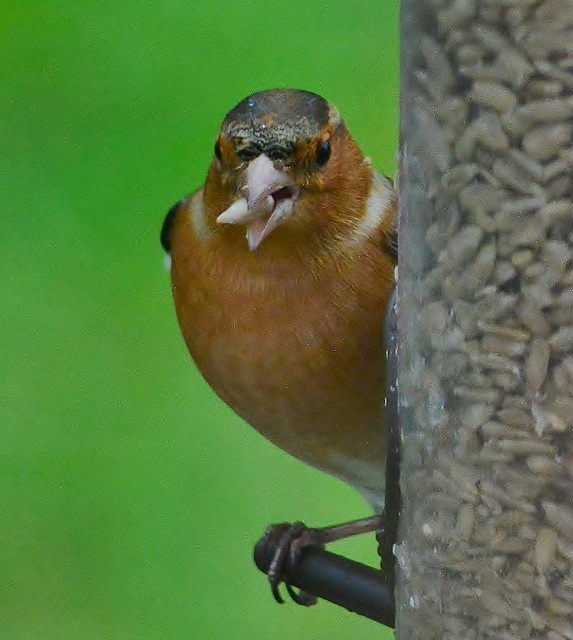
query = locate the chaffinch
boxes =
[161,88,398,599]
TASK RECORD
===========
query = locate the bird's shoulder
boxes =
[351,169,397,263]
[160,187,209,256]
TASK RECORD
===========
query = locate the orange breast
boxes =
[170,196,395,499]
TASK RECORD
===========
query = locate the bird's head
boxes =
[203,89,374,254]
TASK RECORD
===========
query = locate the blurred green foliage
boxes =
[0,1,398,638]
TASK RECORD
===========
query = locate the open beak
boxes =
[216,154,297,251]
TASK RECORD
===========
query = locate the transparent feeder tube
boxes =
[396,1,573,638]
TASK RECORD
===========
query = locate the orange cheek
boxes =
[204,167,237,216]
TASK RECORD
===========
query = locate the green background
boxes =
[1,1,398,638]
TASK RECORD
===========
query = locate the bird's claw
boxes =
[266,521,321,606]
[284,582,317,606]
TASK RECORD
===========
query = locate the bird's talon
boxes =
[285,583,318,607]
[271,582,285,604]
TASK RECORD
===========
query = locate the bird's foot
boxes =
[376,514,397,589]
[264,515,383,606]
[266,522,317,605]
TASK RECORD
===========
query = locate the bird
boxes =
[161,88,398,597]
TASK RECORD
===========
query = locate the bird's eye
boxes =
[214,140,223,162]
[316,139,331,167]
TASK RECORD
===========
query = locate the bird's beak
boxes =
[216,154,297,251]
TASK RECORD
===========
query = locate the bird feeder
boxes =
[396,0,573,638]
